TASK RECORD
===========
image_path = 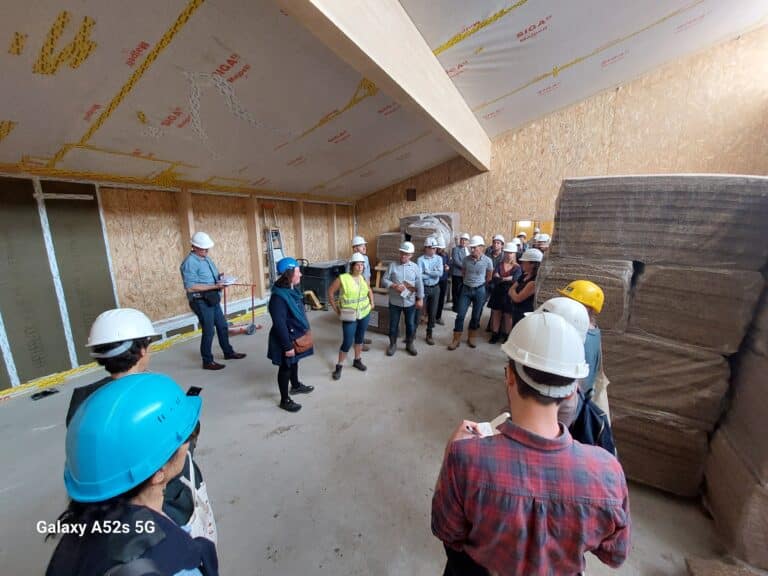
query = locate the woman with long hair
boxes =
[488,242,523,343]
[267,257,315,412]
[508,248,544,326]
[328,252,374,380]
[46,373,218,576]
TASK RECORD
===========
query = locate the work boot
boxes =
[386,337,397,356]
[291,382,314,394]
[279,398,301,412]
[405,339,418,356]
[467,330,478,348]
[332,364,343,380]
[425,330,435,346]
[447,332,462,351]
[353,358,367,371]
[489,332,500,344]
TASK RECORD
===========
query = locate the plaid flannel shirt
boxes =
[432,420,630,575]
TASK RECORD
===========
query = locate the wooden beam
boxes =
[247,196,266,297]
[177,187,194,248]
[280,0,491,171]
[294,201,305,259]
[328,204,338,259]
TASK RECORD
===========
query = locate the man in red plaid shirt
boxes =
[432,311,630,575]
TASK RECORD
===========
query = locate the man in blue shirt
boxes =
[417,237,444,346]
[180,231,246,370]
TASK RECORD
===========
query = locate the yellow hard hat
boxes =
[558,280,604,314]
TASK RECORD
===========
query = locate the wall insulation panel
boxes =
[0,177,70,381]
[193,194,251,302]
[100,187,187,320]
[303,203,331,263]
[42,181,117,365]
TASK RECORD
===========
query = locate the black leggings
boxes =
[277,362,300,401]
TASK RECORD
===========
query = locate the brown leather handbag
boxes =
[293,330,314,354]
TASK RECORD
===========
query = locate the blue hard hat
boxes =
[64,373,201,503]
[276,257,299,275]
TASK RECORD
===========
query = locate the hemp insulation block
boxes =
[551,175,768,270]
[603,332,729,428]
[705,431,768,570]
[629,266,763,354]
[536,257,633,332]
[611,402,708,497]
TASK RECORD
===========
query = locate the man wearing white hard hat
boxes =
[351,235,373,349]
[180,231,246,370]
[417,237,443,345]
[381,241,424,356]
[432,311,630,575]
[449,233,471,311]
[448,235,493,350]
[516,231,529,252]
[351,235,371,284]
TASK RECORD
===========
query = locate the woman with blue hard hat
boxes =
[267,257,315,412]
[46,373,219,576]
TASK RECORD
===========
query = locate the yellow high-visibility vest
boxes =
[339,273,371,319]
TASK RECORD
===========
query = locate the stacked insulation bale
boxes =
[546,175,768,497]
[703,290,768,570]
[399,212,460,252]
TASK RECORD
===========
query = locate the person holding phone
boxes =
[180,231,246,370]
[268,257,315,412]
[328,253,374,380]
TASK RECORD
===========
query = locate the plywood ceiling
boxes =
[0,0,765,201]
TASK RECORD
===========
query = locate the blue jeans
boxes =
[453,285,486,332]
[189,297,234,364]
[340,314,371,352]
[389,303,416,340]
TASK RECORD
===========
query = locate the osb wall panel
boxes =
[357,26,768,250]
[336,204,353,259]
[259,199,296,258]
[357,156,486,264]
[101,188,187,320]
[193,194,251,301]
[303,202,331,263]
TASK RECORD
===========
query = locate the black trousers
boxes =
[443,546,489,576]
[436,278,448,320]
[277,362,300,401]
[450,276,463,311]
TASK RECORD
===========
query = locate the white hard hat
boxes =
[502,311,589,383]
[191,231,214,249]
[536,233,551,243]
[493,234,505,243]
[517,231,527,238]
[349,252,366,264]
[510,238,522,246]
[469,235,485,247]
[399,241,415,254]
[352,235,367,247]
[87,308,159,353]
[503,242,519,253]
[424,237,438,248]
[520,248,544,262]
[435,236,446,249]
[460,233,471,241]
[533,297,589,341]
[534,227,541,234]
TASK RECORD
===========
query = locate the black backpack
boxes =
[568,389,616,456]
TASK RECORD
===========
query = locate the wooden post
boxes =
[178,187,195,248]
[247,196,266,298]
[328,204,338,260]
[294,201,305,259]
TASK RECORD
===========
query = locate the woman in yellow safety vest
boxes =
[328,252,374,380]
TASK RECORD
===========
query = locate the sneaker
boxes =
[224,352,247,359]
[203,362,226,370]
[291,383,314,394]
[279,398,301,412]
[353,358,367,371]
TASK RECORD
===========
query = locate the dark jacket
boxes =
[267,288,313,366]
[46,504,218,576]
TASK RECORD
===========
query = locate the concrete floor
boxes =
[0,308,725,575]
